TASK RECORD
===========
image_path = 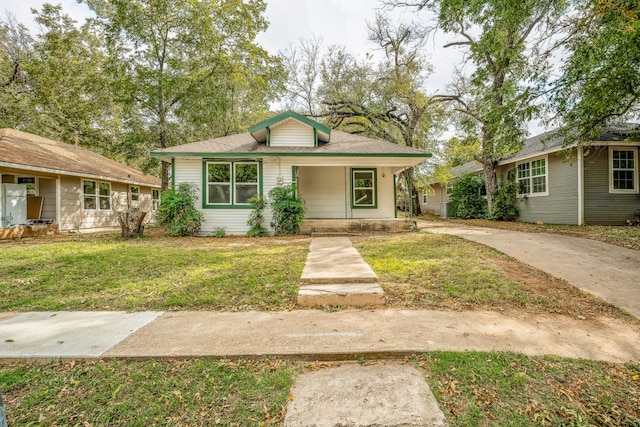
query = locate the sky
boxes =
[3,0,544,136]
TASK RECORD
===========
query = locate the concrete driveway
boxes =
[421,221,640,319]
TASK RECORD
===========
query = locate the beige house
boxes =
[0,129,161,233]
[151,111,431,235]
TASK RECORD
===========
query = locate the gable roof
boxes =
[0,129,161,187]
[438,123,640,182]
[151,129,431,159]
[249,111,331,143]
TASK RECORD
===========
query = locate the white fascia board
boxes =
[0,161,161,188]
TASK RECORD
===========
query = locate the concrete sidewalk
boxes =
[1,309,639,363]
[421,221,640,319]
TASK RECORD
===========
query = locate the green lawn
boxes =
[1,354,638,426]
[0,234,308,311]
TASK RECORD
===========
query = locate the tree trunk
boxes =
[482,160,498,213]
[118,208,146,238]
[161,161,171,191]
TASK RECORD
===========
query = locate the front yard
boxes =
[1,228,639,426]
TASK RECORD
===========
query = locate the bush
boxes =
[268,185,306,235]
[156,182,204,236]
[489,174,520,221]
[448,174,487,219]
[246,196,267,237]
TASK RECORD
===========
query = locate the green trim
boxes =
[152,151,432,159]
[393,175,397,218]
[266,127,271,147]
[313,128,317,147]
[249,110,331,139]
[291,166,297,196]
[171,158,175,189]
[351,168,378,209]
[202,160,262,209]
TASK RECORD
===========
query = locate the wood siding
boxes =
[584,147,640,225]
[298,166,346,218]
[177,156,404,235]
[269,119,315,147]
[421,183,448,216]
[38,177,56,220]
[505,153,579,224]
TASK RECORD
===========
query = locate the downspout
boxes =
[56,175,61,230]
[577,146,584,225]
[344,166,349,219]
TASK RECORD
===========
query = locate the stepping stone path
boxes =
[284,364,448,427]
[297,237,385,307]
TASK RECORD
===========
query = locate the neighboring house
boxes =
[0,129,162,233]
[151,111,431,235]
[419,161,481,216]
[423,123,640,225]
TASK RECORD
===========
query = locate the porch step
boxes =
[300,219,416,235]
[297,283,386,307]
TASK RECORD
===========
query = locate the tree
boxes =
[386,0,568,212]
[0,6,118,152]
[551,0,640,141]
[280,16,447,215]
[83,0,282,189]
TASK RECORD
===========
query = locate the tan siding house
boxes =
[426,124,640,225]
[153,111,431,235]
[0,129,161,233]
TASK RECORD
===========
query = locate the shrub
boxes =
[490,174,520,221]
[268,184,306,235]
[156,182,204,236]
[246,196,267,237]
[448,174,487,219]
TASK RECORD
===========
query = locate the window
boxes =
[205,161,260,207]
[352,168,377,208]
[130,186,140,202]
[17,177,37,196]
[152,189,160,210]
[83,180,111,210]
[517,157,548,196]
[610,148,638,193]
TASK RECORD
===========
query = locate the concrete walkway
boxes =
[421,221,640,319]
[1,309,639,363]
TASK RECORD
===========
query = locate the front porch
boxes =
[299,218,416,235]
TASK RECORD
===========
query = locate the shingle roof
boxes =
[0,129,161,187]
[151,130,432,158]
[442,123,640,181]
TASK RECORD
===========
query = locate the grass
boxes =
[0,233,308,311]
[1,355,638,426]
[0,230,632,321]
[354,233,631,321]
[0,358,298,426]
[416,352,640,426]
[419,214,640,251]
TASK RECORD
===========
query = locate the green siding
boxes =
[584,147,640,225]
[503,152,579,225]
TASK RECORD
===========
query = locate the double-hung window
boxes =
[610,148,638,193]
[517,157,548,196]
[205,161,260,207]
[352,168,377,208]
[130,186,140,202]
[152,189,160,210]
[83,180,111,210]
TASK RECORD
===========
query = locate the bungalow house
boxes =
[151,111,431,235]
[0,128,162,234]
[423,123,640,225]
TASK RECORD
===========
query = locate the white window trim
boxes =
[516,155,549,197]
[352,168,376,208]
[152,189,160,210]
[233,162,259,205]
[83,180,112,211]
[609,147,639,194]
[206,161,232,206]
[129,185,140,202]
[205,161,260,207]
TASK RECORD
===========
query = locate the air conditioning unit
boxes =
[440,202,450,219]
